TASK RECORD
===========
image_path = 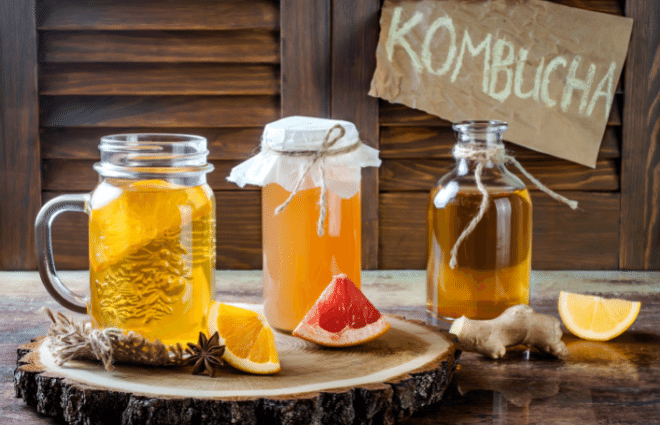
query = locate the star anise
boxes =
[185,331,225,376]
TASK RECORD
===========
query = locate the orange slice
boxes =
[89,179,213,271]
[293,274,390,347]
[207,301,280,375]
[558,291,641,341]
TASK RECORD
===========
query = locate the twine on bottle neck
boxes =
[265,124,362,237]
[448,142,579,269]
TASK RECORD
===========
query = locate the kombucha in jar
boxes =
[262,182,361,332]
[427,121,532,322]
[88,178,215,346]
[228,116,381,332]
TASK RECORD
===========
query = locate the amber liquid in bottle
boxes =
[427,188,532,320]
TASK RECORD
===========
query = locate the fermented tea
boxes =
[36,134,215,346]
[427,121,531,321]
[229,116,381,332]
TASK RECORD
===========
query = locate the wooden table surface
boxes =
[2,270,659,424]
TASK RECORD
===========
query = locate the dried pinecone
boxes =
[185,331,225,376]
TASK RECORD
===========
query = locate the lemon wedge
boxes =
[558,291,640,341]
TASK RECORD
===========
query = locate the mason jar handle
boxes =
[35,194,91,314]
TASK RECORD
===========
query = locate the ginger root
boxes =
[449,304,568,359]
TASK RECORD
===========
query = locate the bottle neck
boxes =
[445,120,527,192]
[455,130,504,147]
[455,157,507,177]
[454,134,507,176]
[452,120,507,175]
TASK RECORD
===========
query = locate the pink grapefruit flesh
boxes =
[292,274,390,347]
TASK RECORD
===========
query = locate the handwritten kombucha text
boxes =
[385,7,615,118]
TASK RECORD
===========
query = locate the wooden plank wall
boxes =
[0,0,41,270]
[39,0,280,269]
[621,0,660,269]
[2,0,658,271]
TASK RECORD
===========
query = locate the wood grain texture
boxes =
[44,191,262,270]
[214,191,263,269]
[15,321,459,425]
[41,127,264,160]
[40,63,279,96]
[331,0,381,270]
[5,0,635,275]
[379,191,619,270]
[531,192,620,269]
[37,0,279,30]
[41,159,256,192]
[379,96,623,127]
[3,270,660,425]
[549,0,623,15]
[39,30,279,63]
[0,0,40,270]
[379,159,620,192]
[280,0,330,117]
[621,0,660,270]
[379,101,451,127]
[380,126,620,160]
[40,96,279,127]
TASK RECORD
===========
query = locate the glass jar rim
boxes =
[100,133,206,144]
[452,120,508,134]
[95,133,213,178]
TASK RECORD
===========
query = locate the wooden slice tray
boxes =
[15,312,460,425]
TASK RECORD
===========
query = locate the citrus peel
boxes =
[558,291,640,342]
[293,274,390,347]
[207,301,280,374]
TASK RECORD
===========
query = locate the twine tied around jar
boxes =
[266,124,362,237]
[448,143,579,269]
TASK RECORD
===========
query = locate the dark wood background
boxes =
[0,0,658,271]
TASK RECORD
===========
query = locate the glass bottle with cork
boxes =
[427,120,532,322]
[427,120,579,323]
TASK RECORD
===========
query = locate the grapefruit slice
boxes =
[292,274,390,347]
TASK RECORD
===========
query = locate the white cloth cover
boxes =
[227,116,381,198]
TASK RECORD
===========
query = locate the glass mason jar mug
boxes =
[35,134,216,345]
[427,121,532,322]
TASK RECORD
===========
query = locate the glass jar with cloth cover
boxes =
[228,116,381,332]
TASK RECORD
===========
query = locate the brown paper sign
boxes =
[369,0,633,167]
